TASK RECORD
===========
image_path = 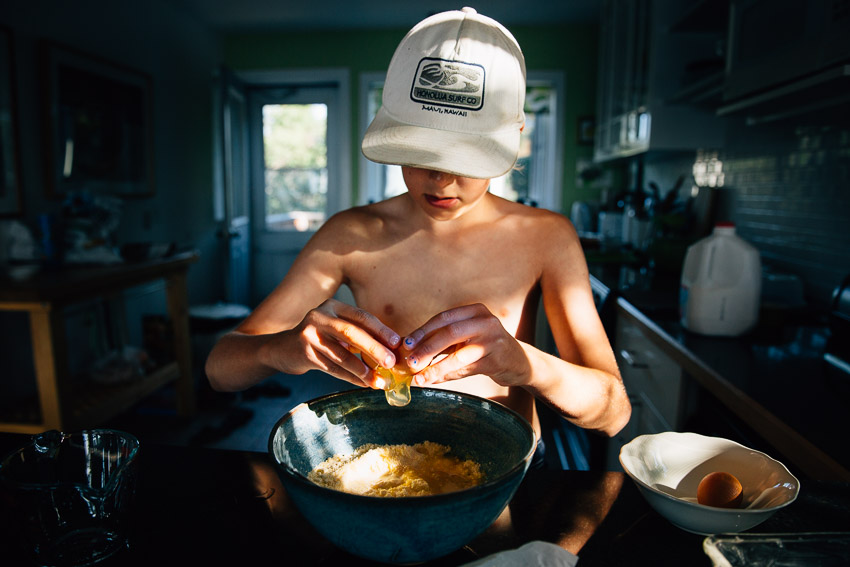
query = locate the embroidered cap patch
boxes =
[409,58,485,111]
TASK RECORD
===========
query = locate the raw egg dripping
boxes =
[376,362,414,407]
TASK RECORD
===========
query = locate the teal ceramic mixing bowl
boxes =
[268,387,535,564]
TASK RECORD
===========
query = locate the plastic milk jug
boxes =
[679,222,761,336]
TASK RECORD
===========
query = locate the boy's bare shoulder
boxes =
[491,198,584,268]
[309,199,400,251]
[496,197,577,236]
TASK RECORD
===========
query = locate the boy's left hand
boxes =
[399,303,531,387]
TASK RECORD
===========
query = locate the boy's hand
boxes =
[399,303,531,387]
[273,299,400,387]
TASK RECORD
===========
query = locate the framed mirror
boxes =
[41,41,154,198]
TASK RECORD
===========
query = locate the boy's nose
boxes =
[428,169,455,184]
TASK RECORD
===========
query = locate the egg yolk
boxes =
[376,362,414,407]
[697,471,743,508]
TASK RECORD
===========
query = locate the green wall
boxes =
[223,23,599,214]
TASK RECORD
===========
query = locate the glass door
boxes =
[248,82,347,302]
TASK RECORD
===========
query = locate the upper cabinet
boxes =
[717,0,850,124]
[595,0,850,150]
[594,0,727,162]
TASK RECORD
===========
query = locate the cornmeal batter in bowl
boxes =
[308,441,484,497]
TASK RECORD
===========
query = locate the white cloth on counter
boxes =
[462,541,580,567]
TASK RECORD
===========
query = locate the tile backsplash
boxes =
[648,105,850,312]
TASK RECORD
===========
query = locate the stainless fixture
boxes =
[826,275,850,377]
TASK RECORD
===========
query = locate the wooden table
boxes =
[0,251,198,433]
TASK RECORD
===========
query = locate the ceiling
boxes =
[170,0,601,32]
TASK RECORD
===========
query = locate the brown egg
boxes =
[697,471,743,508]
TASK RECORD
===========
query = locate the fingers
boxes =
[412,343,487,386]
[299,324,371,386]
[300,301,401,385]
[401,304,484,352]
[316,349,386,390]
[334,301,401,350]
[338,324,396,369]
[398,303,527,387]
[401,304,488,372]
[303,301,519,390]
[330,302,400,368]
[309,338,392,390]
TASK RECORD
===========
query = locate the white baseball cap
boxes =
[362,7,526,179]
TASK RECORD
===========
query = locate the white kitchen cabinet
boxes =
[606,307,685,470]
[594,0,726,162]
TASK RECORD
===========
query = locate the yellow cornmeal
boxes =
[308,441,484,497]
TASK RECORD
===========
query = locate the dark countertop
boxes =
[588,261,850,481]
[1,435,848,566]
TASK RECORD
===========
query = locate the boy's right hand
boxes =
[268,299,400,388]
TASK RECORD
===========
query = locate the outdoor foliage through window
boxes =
[263,103,328,231]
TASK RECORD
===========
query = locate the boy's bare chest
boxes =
[345,235,540,334]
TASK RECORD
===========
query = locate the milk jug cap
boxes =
[713,222,736,235]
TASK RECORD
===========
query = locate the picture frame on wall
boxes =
[0,26,23,217]
[577,115,595,146]
[41,41,154,199]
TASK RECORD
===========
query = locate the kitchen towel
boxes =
[462,541,580,567]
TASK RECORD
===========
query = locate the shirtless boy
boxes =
[205,8,631,443]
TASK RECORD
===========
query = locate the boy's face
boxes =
[401,167,491,220]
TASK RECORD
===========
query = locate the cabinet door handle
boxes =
[620,349,649,369]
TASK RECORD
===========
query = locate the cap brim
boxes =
[362,107,521,179]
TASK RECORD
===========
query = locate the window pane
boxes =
[263,103,328,231]
[364,83,407,202]
[490,85,554,206]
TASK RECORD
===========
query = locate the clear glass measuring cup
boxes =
[0,429,140,567]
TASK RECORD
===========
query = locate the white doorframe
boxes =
[358,71,387,206]
[527,70,566,213]
[236,68,351,303]
[237,68,352,213]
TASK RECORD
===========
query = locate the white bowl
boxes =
[619,432,800,535]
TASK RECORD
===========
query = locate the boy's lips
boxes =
[424,195,459,209]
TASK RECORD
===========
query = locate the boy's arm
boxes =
[205,213,400,392]
[528,221,631,436]
[401,215,631,436]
